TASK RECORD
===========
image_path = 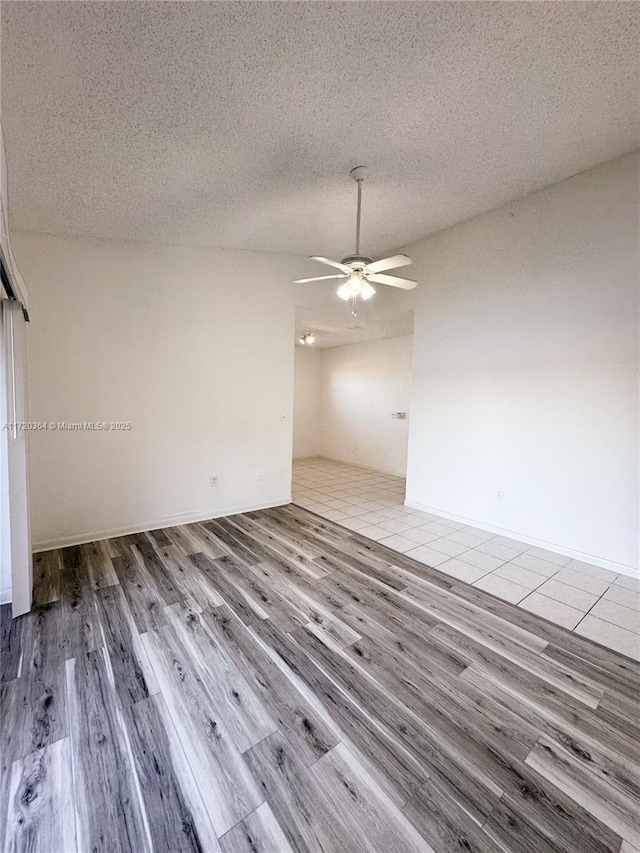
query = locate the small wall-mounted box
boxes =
[392,412,407,420]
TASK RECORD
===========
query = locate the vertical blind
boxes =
[0,298,31,615]
[1,122,32,615]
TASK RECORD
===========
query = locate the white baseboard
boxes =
[405,499,639,579]
[32,496,292,553]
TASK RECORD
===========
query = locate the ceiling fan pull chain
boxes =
[350,296,358,318]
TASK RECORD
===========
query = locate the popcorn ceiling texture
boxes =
[1,2,638,257]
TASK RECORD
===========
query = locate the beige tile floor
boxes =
[292,458,640,660]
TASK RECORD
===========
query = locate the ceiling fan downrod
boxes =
[350,166,367,255]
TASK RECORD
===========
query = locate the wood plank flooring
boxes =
[1,504,639,852]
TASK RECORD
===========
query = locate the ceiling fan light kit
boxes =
[294,165,417,306]
[336,270,376,301]
[298,331,316,345]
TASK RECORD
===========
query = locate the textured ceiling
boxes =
[1,1,638,262]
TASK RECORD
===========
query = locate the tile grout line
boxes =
[573,586,640,638]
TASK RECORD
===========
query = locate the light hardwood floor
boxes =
[1,504,639,852]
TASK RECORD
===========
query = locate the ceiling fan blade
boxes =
[294,274,348,284]
[364,254,412,274]
[310,256,351,273]
[366,272,417,290]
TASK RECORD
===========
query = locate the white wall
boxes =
[404,153,639,573]
[320,335,413,477]
[14,232,301,550]
[293,345,322,458]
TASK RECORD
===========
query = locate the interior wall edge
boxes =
[31,495,291,553]
[405,498,640,578]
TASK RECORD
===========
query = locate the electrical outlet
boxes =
[210,475,218,487]
[256,472,262,481]
[496,489,504,501]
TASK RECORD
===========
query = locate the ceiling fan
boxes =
[294,166,417,303]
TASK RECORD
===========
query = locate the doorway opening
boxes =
[291,297,414,534]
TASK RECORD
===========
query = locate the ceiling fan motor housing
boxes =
[341,255,373,269]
